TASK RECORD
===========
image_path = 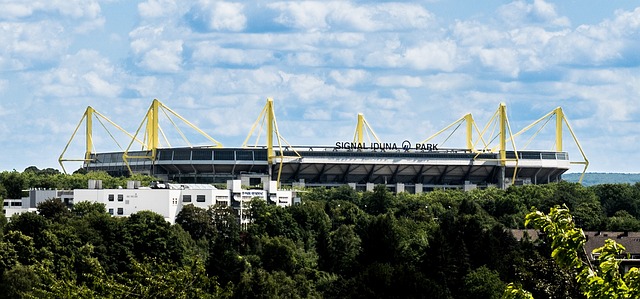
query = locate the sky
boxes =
[0,0,639,174]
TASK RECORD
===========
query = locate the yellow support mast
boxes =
[85,106,93,161]
[59,106,143,174]
[267,98,274,164]
[352,113,381,145]
[356,113,364,145]
[243,98,301,185]
[499,103,507,166]
[421,113,487,152]
[512,106,589,183]
[123,99,223,174]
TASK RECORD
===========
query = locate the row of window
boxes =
[107,194,124,202]
[108,194,230,204]
[182,195,206,202]
[108,208,124,215]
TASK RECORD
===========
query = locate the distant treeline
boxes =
[1,169,640,298]
[563,172,640,186]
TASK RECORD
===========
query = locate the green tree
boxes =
[1,171,25,199]
[504,206,640,298]
[71,201,106,217]
[362,185,395,215]
[37,198,71,222]
[462,266,505,299]
[176,204,213,241]
[326,224,361,275]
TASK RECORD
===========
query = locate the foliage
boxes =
[4,168,640,298]
[505,206,640,298]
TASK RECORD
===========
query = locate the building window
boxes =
[182,195,192,202]
[3,202,8,206]
[117,208,124,215]
[10,202,22,207]
[108,208,114,215]
[196,195,206,202]
[172,198,178,205]
[108,194,114,201]
[216,201,228,206]
[117,194,124,201]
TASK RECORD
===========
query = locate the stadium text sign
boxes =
[334,140,438,151]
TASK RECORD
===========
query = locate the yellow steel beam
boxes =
[85,106,93,161]
[555,107,563,152]
[465,114,473,150]
[267,98,274,164]
[354,113,364,144]
[60,106,144,174]
[499,103,507,165]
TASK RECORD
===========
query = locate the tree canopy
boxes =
[1,170,640,298]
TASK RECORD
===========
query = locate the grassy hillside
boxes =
[563,172,640,186]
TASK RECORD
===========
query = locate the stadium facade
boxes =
[61,99,588,192]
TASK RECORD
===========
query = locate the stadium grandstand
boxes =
[59,99,588,192]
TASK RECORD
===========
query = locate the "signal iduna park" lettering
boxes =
[335,141,438,151]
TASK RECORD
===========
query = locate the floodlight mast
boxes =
[512,107,589,183]
[59,106,143,174]
[243,98,301,185]
[123,99,223,175]
[352,113,381,145]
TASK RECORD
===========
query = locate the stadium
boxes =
[59,99,588,193]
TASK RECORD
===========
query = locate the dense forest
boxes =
[2,168,640,298]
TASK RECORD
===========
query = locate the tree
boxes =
[37,198,71,221]
[326,224,361,275]
[71,201,106,217]
[504,206,640,298]
[1,171,25,199]
[175,204,213,241]
[462,266,504,299]
[362,185,395,215]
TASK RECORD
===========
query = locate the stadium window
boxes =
[117,194,124,201]
[108,208,114,215]
[196,195,206,202]
[108,194,114,201]
[117,208,123,215]
[182,195,192,202]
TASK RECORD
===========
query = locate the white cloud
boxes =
[0,21,68,68]
[129,26,184,73]
[209,1,246,31]
[138,41,183,73]
[404,40,459,72]
[268,1,434,32]
[132,76,175,98]
[303,109,332,121]
[376,76,423,88]
[0,0,102,19]
[34,50,123,98]
[138,0,179,19]
[329,69,369,87]
[498,0,570,28]
[473,47,521,77]
[191,42,274,66]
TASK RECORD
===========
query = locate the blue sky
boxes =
[0,0,639,174]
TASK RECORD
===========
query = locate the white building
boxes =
[3,179,297,224]
[73,179,296,224]
[3,188,74,219]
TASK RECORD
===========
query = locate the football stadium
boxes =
[59,99,588,192]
